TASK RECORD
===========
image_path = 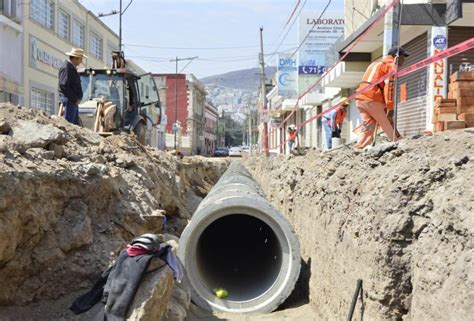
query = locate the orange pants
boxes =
[354,100,398,149]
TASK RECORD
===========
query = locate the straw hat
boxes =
[65,48,88,59]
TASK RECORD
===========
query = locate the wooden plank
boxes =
[456,96,474,107]
[457,105,474,114]
[437,106,457,114]
[457,113,474,122]
[451,89,474,97]
[435,98,457,108]
[444,120,466,130]
[450,81,474,90]
[438,113,458,121]
[450,71,474,82]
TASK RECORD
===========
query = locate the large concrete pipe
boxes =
[178,162,301,313]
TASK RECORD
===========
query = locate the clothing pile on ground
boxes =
[70,234,183,321]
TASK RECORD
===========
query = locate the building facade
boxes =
[265,0,474,153]
[323,0,474,140]
[186,74,206,155]
[204,101,218,156]
[22,0,119,115]
[0,0,23,104]
[154,73,207,155]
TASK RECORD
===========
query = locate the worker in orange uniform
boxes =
[287,124,298,153]
[354,47,409,149]
[322,97,350,149]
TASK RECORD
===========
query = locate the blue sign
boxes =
[433,35,447,50]
[277,53,298,98]
[299,66,327,75]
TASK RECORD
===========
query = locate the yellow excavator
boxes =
[60,51,161,145]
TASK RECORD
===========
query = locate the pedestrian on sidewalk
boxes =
[287,124,298,153]
[353,46,409,149]
[58,48,87,125]
[322,98,349,149]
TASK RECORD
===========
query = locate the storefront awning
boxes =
[336,3,451,54]
[322,61,371,88]
[300,88,341,106]
[280,99,299,111]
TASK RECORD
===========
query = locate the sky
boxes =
[79,0,344,79]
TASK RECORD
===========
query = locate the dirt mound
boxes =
[0,103,227,317]
[245,131,473,320]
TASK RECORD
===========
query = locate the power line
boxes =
[267,0,308,65]
[128,47,297,63]
[123,43,297,50]
[284,0,302,28]
[290,0,333,58]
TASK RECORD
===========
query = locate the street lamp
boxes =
[98,0,133,52]
[169,56,198,151]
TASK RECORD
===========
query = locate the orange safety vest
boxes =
[334,107,346,126]
[356,56,395,104]
[288,131,297,142]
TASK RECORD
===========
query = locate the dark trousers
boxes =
[60,96,80,125]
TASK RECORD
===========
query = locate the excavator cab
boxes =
[77,52,161,145]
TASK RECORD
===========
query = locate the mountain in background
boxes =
[200,67,277,91]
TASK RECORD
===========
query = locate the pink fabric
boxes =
[127,245,150,257]
[354,100,398,149]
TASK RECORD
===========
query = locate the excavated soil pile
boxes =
[245,131,473,321]
[0,103,227,320]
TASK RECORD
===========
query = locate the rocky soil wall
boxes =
[0,103,227,319]
[245,131,473,320]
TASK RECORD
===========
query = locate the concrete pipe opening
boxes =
[196,214,282,302]
[179,162,300,314]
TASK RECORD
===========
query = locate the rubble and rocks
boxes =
[244,130,473,320]
[0,103,227,320]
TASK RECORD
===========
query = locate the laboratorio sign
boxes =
[306,18,345,25]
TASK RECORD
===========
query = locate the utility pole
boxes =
[169,56,198,151]
[259,27,269,156]
[248,106,252,155]
[98,0,134,52]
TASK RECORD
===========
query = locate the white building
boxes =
[0,0,23,104]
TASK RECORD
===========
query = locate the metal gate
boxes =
[396,33,429,137]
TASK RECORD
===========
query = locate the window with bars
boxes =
[58,9,70,41]
[31,88,54,115]
[72,19,84,48]
[1,0,18,18]
[31,0,54,30]
[90,32,103,60]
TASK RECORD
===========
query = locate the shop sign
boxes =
[297,11,344,75]
[433,35,447,50]
[430,28,447,104]
[277,53,298,98]
[269,117,282,127]
[30,37,64,72]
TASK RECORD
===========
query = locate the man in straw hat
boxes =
[58,48,87,125]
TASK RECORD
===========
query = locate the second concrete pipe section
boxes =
[178,162,301,313]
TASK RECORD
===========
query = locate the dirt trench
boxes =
[0,103,228,320]
[243,131,473,320]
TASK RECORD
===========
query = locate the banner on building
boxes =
[277,53,298,98]
[298,11,344,75]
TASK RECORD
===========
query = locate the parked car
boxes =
[213,147,229,157]
[229,146,242,157]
